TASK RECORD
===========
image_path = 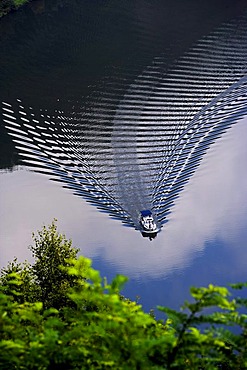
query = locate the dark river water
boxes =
[1,0,247,314]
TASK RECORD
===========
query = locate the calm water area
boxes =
[1,0,247,315]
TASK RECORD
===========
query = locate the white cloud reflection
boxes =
[0,117,247,278]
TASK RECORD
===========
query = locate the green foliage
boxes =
[30,220,80,309]
[0,221,247,369]
[0,0,29,18]
[13,0,28,6]
[0,258,36,304]
[0,0,14,17]
[157,284,247,369]
[0,220,80,309]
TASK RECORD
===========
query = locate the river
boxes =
[1,0,247,314]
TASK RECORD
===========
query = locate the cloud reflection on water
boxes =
[0,117,247,279]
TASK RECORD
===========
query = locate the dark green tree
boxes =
[0,0,29,18]
[0,258,35,304]
[29,220,80,309]
[0,220,80,309]
[0,0,14,17]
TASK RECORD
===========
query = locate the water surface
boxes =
[1,0,247,312]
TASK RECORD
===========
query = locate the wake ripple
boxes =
[2,14,247,236]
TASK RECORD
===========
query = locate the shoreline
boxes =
[0,0,30,18]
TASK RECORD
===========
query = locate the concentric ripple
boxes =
[2,14,247,236]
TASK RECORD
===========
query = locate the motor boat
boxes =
[139,210,159,240]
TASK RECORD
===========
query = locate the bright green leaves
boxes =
[1,221,247,369]
[189,284,236,310]
[230,282,247,290]
[156,283,247,369]
[108,274,128,294]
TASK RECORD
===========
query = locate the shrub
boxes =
[0,221,247,369]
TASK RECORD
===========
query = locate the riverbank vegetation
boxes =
[0,0,29,18]
[0,221,247,369]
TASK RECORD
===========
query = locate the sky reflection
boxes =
[1,117,247,281]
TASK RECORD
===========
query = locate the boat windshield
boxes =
[142,216,156,231]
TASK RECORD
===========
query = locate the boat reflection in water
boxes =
[2,12,247,240]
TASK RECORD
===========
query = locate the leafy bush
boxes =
[13,0,28,7]
[0,221,247,369]
[0,0,29,18]
[1,220,79,309]
[0,0,14,17]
